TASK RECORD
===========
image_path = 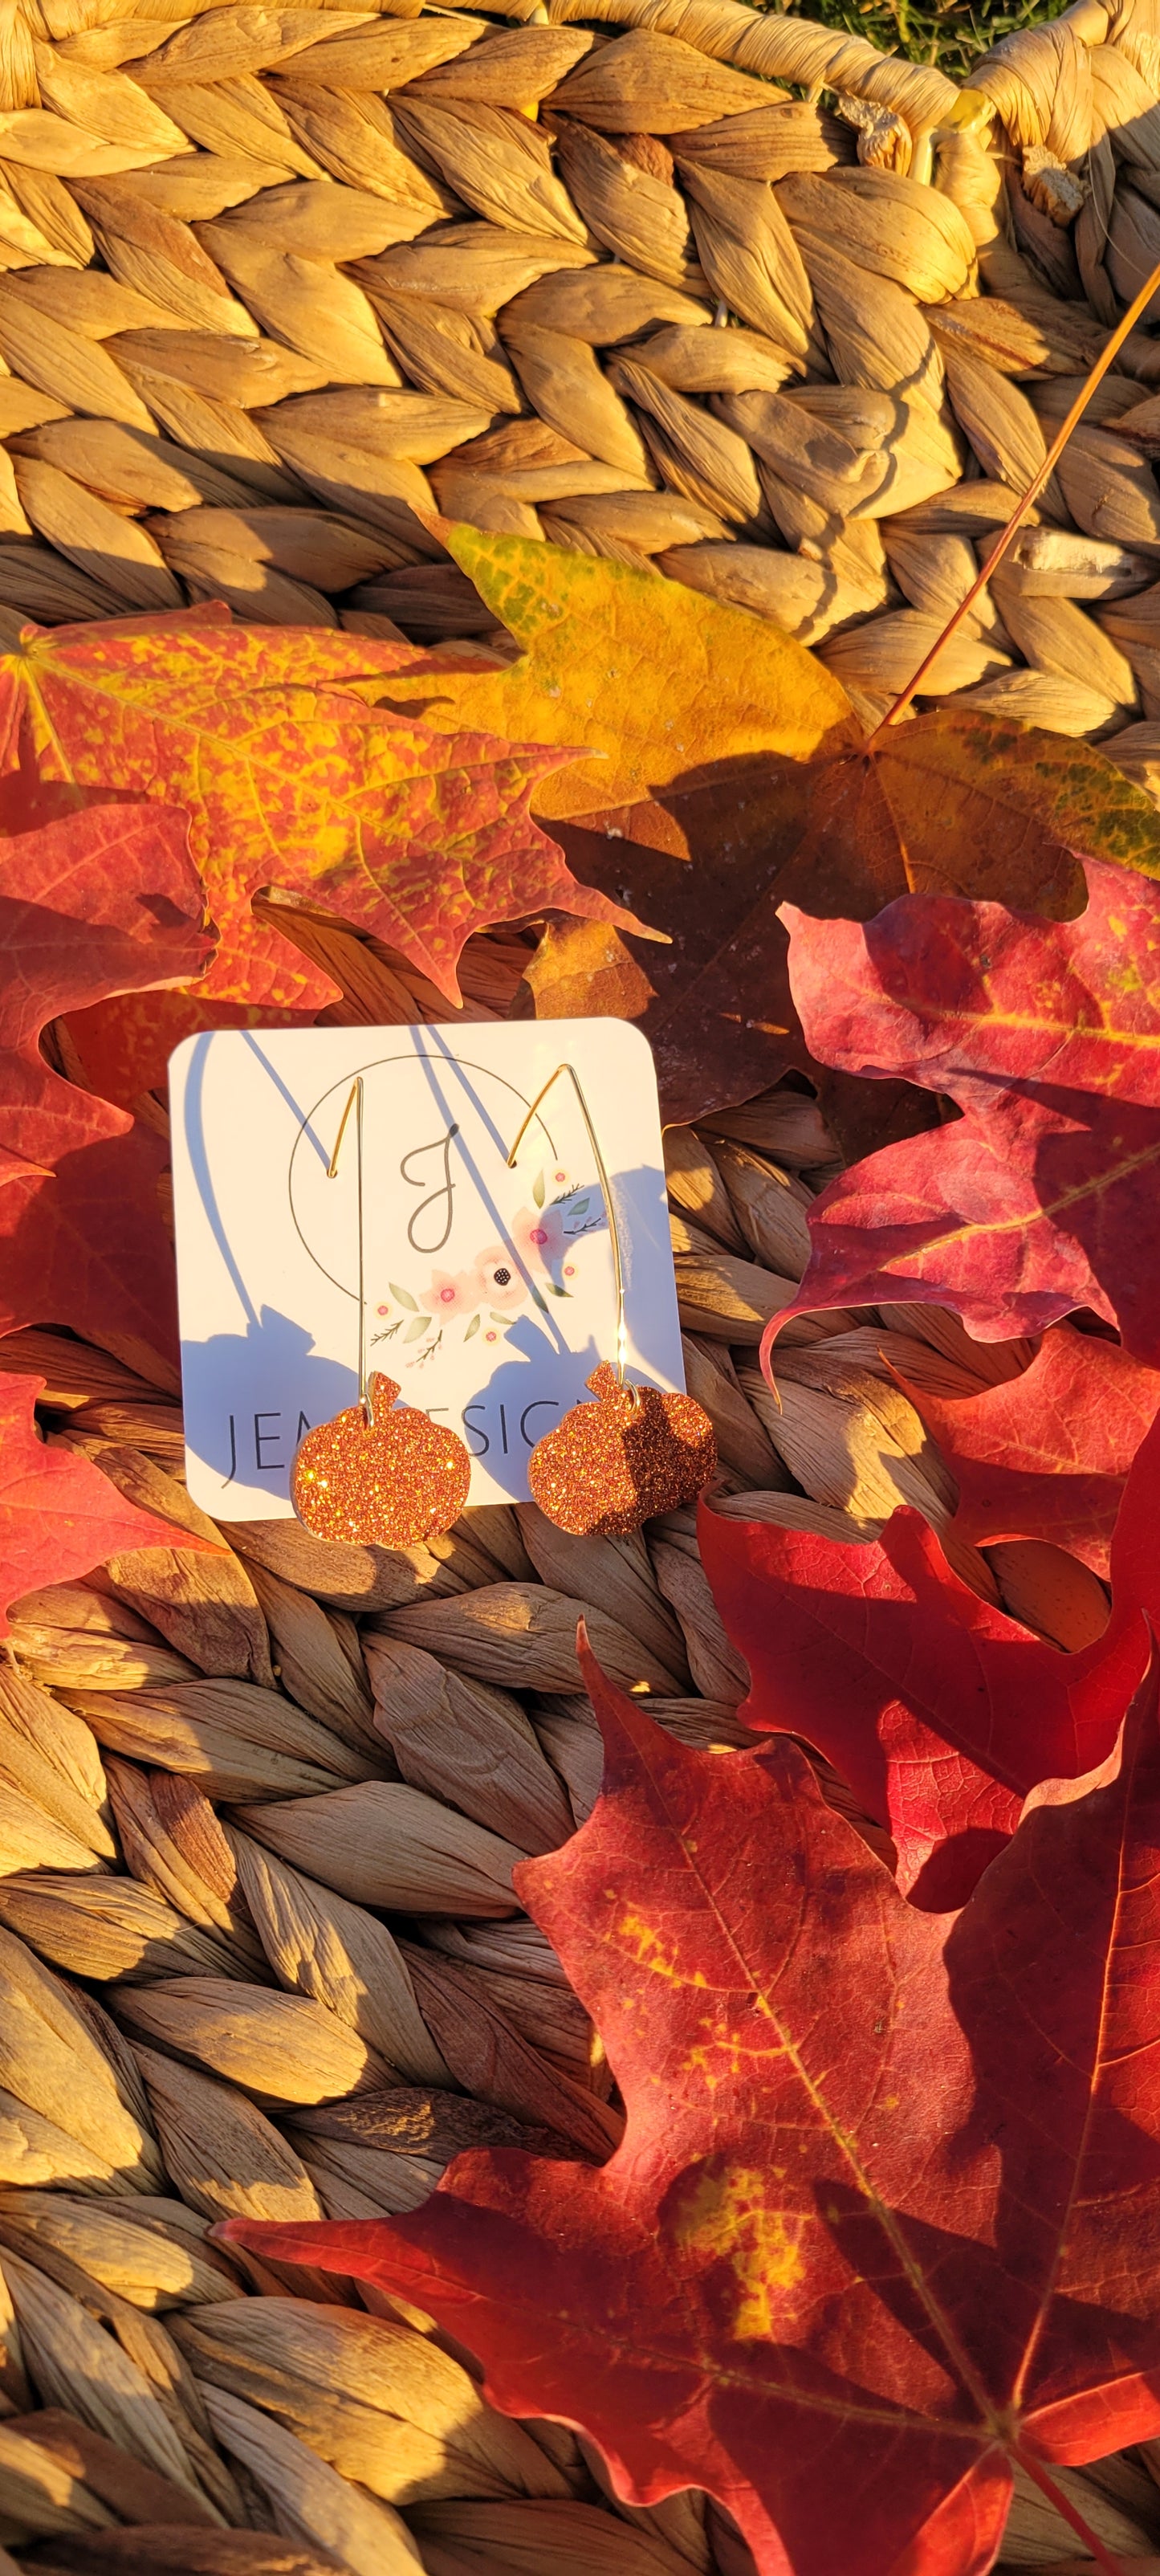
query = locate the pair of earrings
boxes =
[290,1064,716,1546]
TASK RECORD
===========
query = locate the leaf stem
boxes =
[870,253,1160,739]
[1011,2447,1125,2576]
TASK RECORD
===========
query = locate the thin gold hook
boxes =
[507,1063,630,1388]
[327,1076,372,1425]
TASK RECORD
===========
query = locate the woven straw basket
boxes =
[2,0,1160,776]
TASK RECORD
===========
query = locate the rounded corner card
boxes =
[169,1021,685,1518]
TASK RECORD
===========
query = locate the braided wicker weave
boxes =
[3,0,1160,766]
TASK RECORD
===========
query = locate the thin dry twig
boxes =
[873,252,1160,736]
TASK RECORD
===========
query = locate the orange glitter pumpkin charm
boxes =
[527,1363,716,1537]
[291,1372,471,1548]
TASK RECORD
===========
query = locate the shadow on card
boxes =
[181,1305,356,1498]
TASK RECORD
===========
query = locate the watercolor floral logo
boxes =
[371,1168,606,1369]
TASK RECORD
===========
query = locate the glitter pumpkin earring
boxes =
[506,1064,716,1538]
[291,1078,472,1548]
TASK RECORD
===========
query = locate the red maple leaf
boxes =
[0,796,210,1376]
[777,855,1160,1367]
[0,1373,214,1630]
[698,1414,1160,1910]
[0,608,641,1014]
[221,1634,1160,2576]
[894,1321,1160,1579]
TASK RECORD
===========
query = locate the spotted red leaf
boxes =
[778,855,1160,1365]
[0,607,641,1014]
[0,1374,213,1629]
[895,1320,1160,1578]
[0,797,210,1376]
[221,1634,1160,2576]
[698,1412,1160,1910]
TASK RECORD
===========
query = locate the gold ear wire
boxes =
[506,1062,629,1389]
[326,1075,373,1426]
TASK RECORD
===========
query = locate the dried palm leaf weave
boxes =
[0,0,1159,755]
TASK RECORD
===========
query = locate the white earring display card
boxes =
[169,1021,686,1518]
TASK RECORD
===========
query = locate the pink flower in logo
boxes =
[511,1202,569,1279]
[475,1247,527,1314]
[420,1268,482,1321]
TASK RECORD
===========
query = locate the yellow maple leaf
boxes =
[373,522,861,821]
